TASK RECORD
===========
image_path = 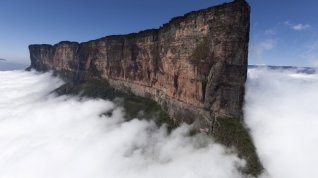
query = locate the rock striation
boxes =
[28,0,262,175]
[29,0,249,128]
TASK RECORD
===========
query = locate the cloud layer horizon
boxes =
[0,68,317,178]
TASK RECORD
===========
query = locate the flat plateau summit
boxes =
[28,0,263,176]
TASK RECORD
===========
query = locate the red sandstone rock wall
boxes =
[29,0,250,130]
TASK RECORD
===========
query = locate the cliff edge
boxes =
[28,0,262,176]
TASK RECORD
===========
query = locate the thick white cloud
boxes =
[1,68,317,178]
[245,68,318,178]
[0,70,245,178]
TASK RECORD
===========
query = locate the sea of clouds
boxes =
[245,68,318,178]
[0,70,245,178]
[0,68,317,178]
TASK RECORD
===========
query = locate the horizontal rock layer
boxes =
[29,0,250,131]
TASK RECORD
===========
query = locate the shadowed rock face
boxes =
[29,0,250,129]
[28,1,262,175]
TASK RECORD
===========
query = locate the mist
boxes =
[1,68,318,178]
[245,68,318,178]
[0,70,245,178]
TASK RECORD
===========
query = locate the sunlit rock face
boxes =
[28,0,250,132]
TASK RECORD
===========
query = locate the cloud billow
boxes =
[245,68,318,178]
[1,68,318,178]
[0,70,245,178]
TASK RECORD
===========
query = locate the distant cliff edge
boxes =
[28,0,263,176]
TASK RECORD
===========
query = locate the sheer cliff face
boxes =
[29,0,250,129]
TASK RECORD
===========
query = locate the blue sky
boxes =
[0,0,318,67]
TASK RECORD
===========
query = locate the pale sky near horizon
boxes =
[1,0,318,68]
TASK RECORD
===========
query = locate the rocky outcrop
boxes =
[29,0,249,127]
[29,0,261,175]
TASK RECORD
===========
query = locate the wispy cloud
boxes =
[302,41,318,67]
[250,38,277,63]
[284,21,311,31]
[264,29,276,36]
[250,27,278,64]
